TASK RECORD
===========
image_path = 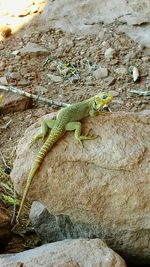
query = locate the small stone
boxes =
[109,59,119,65]
[101,41,109,47]
[85,76,95,86]
[17,79,29,86]
[142,56,149,62]
[93,67,108,79]
[108,90,120,97]
[34,85,49,94]
[49,62,56,71]
[0,76,8,85]
[19,42,49,57]
[114,67,127,75]
[104,76,115,86]
[7,72,22,80]
[104,48,116,59]
[47,73,63,83]
[12,50,20,56]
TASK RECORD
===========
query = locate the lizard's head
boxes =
[92,92,113,110]
[89,92,113,116]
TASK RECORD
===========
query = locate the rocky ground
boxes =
[0,0,149,263]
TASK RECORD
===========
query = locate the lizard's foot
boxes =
[77,131,98,147]
[30,133,44,148]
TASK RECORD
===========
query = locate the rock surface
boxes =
[0,238,126,267]
[11,110,150,264]
[31,0,150,48]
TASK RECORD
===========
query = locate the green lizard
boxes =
[16,92,113,221]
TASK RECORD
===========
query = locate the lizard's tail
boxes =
[16,131,63,221]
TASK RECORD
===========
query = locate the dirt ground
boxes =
[0,0,150,255]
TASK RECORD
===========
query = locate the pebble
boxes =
[108,90,119,97]
[12,50,20,56]
[7,72,22,80]
[93,67,108,79]
[47,73,63,83]
[0,76,8,85]
[17,80,29,86]
[114,67,127,75]
[142,57,150,62]
[19,42,49,56]
[34,85,49,94]
[85,76,95,86]
[104,76,115,86]
[104,48,116,59]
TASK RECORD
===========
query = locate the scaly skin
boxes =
[16,92,113,221]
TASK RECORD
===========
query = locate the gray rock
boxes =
[114,67,127,75]
[0,76,8,85]
[29,201,74,243]
[0,239,126,267]
[93,67,108,79]
[104,48,116,59]
[19,42,49,56]
[47,73,63,83]
[108,90,120,97]
[104,76,115,86]
[12,50,20,56]
[30,201,124,244]
[7,72,22,80]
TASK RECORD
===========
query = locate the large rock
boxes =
[30,0,150,48]
[0,238,126,267]
[11,110,150,264]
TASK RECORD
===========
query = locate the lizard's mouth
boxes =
[102,104,112,112]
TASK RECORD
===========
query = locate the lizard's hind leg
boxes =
[30,119,56,146]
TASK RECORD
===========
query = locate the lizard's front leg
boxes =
[65,121,97,146]
[30,119,56,146]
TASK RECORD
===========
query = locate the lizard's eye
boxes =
[102,95,107,99]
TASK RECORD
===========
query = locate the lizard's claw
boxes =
[77,130,98,147]
[30,133,45,148]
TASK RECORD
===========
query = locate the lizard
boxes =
[16,92,113,222]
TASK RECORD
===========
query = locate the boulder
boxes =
[0,238,126,267]
[11,110,150,264]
